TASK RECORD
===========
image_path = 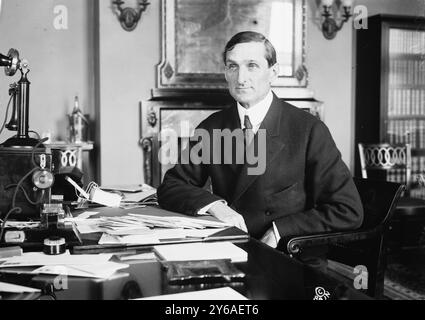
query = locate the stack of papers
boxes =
[88,213,231,238]
[98,228,225,245]
[153,242,248,263]
[97,215,151,235]
[67,208,235,247]
[0,251,128,279]
[120,189,157,204]
[99,213,230,230]
[100,184,158,209]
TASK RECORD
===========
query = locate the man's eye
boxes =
[227,64,238,70]
[248,63,259,69]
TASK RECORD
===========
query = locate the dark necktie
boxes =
[244,115,253,130]
[244,115,254,143]
[244,115,254,163]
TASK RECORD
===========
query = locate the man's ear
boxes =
[269,63,279,84]
[224,65,230,82]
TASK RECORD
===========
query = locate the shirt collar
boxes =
[237,91,274,129]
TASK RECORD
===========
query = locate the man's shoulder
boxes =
[198,105,235,129]
[277,98,321,126]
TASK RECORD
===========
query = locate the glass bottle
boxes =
[69,96,86,143]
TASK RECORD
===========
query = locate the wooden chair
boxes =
[358,143,425,251]
[280,178,404,299]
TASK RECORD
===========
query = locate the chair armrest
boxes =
[285,228,381,255]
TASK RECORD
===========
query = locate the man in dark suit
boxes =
[157,31,363,260]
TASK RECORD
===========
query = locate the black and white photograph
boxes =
[0,0,425,307]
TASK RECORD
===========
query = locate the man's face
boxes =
[224,42,278,109]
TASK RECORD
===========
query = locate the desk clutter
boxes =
[0,241,247,296]
[0,201,249,297]
[66,178,158,209]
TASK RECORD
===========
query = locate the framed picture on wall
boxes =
[157,0,307,90]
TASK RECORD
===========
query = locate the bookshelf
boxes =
[355,15,425,199]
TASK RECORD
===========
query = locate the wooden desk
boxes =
[0,206,370,300]
[0,240,370,300]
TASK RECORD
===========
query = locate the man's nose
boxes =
[237,67,248,85]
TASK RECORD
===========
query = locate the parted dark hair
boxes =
[222,31,277,67]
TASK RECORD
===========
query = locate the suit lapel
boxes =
[230,94,286,204]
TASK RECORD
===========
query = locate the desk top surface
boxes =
[0,206,370,300]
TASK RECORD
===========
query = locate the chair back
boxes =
[284,177,405,299]
[353,177,405,230]
[358,143,411,192]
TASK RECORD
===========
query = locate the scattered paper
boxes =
[0,282,41,293]
[98,228,225,245]
[137,287,247,300]
[100,184,154,193]
[121,189,157,203]
[72,218,104,234]
[76,211,99,220]
[124,213,230,229]
[0,251,113,268]
[153,242,247,263]
[119,252,158,261]
[32,261,129,279]
[120,204,147,210]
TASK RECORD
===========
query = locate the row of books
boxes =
[412,156,425,177]
[383,157,425,181]
[388,88,425,116]
[389,28,425,55]
[387,119,425,149]
[389,59,425,86]
[386,156,425,200]
[410,187,425,199]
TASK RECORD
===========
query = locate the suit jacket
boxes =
[157,94,364,240]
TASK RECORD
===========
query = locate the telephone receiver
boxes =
[0,48,38,148]
[5,83,18,131]
[0,48,21,76]
[1,51,20,131]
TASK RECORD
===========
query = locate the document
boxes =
[0,251,113,268]
[153,242,248,263]
[75,211,100,220]
[100,184,153,193]
[72,218,104,234]
[89,213,230,237]
[98,228,225,245]
[0,282,41,293]
[31,261,129,279]
[118,252,157,261]
[100,184,158,207]
[120,189,157,203]
[138,287,247,300]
